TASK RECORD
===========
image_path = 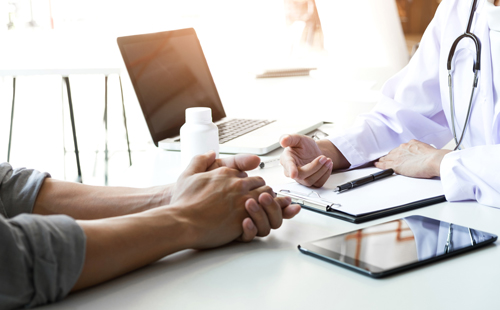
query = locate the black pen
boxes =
[333,168,394,193]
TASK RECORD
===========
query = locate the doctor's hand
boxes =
[375,140,452,178]
[280,134,349,187]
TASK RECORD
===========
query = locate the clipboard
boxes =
[273,167,447,224]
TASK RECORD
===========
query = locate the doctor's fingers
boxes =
[310,166,332,188]
[300,161,331,187]
[296,156,332,186]
[375,158,394,170]
[280,152,299,179]
[280,134,306,148]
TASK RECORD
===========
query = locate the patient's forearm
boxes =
[33,179,174,219]
[72,205,192,291]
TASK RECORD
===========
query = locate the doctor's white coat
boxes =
[329,0,500,207]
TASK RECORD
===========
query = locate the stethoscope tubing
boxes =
[447,0,481,150]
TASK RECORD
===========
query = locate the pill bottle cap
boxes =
[185,107,212,123]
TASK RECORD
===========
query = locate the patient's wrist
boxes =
[134,205,197,254]
[155,184,174,206]
[160,203,200,249]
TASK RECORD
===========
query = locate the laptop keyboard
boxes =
[218,119,275,144]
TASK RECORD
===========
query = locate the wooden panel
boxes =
[396,0,441,35]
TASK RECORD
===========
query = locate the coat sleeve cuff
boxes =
[328,134,369,168]
[440,151,478,202]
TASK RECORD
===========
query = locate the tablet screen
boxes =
[299,215,497,277]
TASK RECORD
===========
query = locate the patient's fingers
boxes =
[282,204,301,219]
[258,193,283,229]
[238,218,258,243]
[212,154,261,172]
[245,198,271,237]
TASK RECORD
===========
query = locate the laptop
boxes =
[117,28,323,155]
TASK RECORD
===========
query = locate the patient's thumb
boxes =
[183,151,217,175]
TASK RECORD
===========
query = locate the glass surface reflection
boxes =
[308,215,497,273]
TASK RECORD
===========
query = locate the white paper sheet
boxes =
[272,167,444,216]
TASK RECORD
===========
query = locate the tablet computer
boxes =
[298,215,497,278]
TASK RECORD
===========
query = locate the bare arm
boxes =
[32,153,299,223]
[73,194,296,291]
[72,153,298,291]
[33,179,173,219]
[72,206,189,290]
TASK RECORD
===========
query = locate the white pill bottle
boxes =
[180,107,219,169]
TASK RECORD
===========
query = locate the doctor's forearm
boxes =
[317,139,350,171]
[33,179,174,219]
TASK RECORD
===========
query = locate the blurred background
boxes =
[0,0,441,185]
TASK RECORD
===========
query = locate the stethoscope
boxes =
[447,0,482,151]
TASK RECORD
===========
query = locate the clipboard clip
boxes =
[326,205,340,212]
[279,189,342,211]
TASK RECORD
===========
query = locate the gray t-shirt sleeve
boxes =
[0,162,50,217]
[0,214,86,309]
[0,163,87,309]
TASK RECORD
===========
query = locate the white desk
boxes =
[38,146,500,310]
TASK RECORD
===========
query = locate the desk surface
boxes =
[39,148,500,310]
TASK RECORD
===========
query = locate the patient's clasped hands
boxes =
[170,151,301,248]
[72,151,301,291]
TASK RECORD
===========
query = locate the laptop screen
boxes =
[117,28,226,146]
